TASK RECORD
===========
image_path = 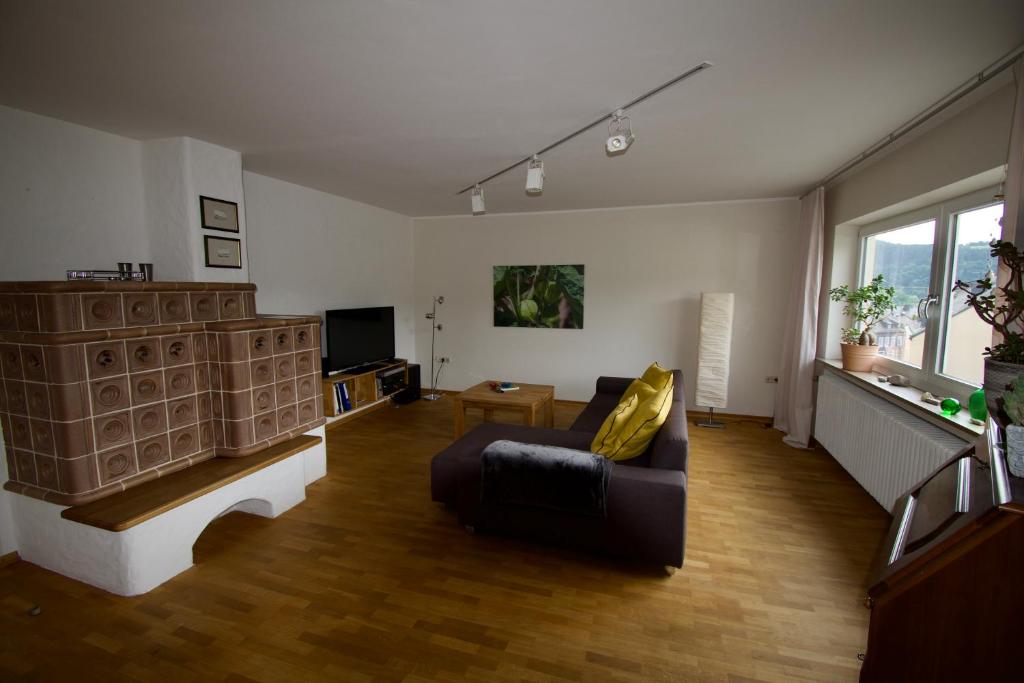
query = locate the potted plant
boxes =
[829,275,897,372]
[1001,377,1024,477]
[953,239,1024,423]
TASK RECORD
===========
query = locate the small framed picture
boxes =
[199,195,239,232]
[204,236,242,269]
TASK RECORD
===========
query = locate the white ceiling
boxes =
[1,1,1022,217]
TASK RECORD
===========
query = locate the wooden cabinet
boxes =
[860,423,1024,682]
[322,359,408,422]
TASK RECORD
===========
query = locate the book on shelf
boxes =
[339,382,352,411]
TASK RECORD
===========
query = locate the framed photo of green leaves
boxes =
[493,264,584,328]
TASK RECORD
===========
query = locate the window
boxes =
[858,188,1004,394]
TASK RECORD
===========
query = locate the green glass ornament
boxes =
[940,397,961,416]
[968,388,987,421]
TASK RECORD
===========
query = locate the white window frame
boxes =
[857,186,1002,397]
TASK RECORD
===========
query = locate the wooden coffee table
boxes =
[453,382,555,438]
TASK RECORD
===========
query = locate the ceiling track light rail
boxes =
[455,60,713,197]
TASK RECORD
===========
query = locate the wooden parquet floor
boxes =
[0,396,889,682]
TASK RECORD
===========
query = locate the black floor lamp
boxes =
[424,296,444,400]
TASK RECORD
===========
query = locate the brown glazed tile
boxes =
[14,294,40,332]
[52,419,94,459]
[35,453,59,490]
[273,328,294,354]
[81,293,124,330]
[93,410,132,451]
[97,444,137,485]
[49,381,90,420]
[162,334,193,367]
[197,392,212,420]
[296,373,317,401]
[277,404,298,432]
[43,344,85,384]
[211,392,223,418]
[250,358,273,387]
[164,366,196,399]
[218,331,249,363]
[252,385,276,414]
[57,455,99,494]
[220,361,251,392]
[89,376,130,415]
[195,362,210,391]
[167,395,198,429]
[126,339,162,372]
[253,411,278,442]
[293,324,313,350]
[9,415,32,449]
[20,345,46,382]
[213,418,225,448]
[274,354,295,381]
[242,292,256,319]
[315,398,324,419]
[158,292,189,324]
[85,340,127,379]
[6,380,28,415]
[294,350,318,376]
[223,418,255,449]
[192,333,208,361]
[189,292,219,322]
[124,293,158,327]
[0,413,10,445]
[199,419,215,450]
[0,295,17,331]
[169,424,200,459]
[222,390,253,421]
[209,362,222,391]
[136,433,170,470]
[12,449,37,485]
[29,419,55,455]
[275,379,296,407]
[0,343,22,379]
[248,330,272,359]
[130,369,165,406]
[218,292,243,320]
[131,403,167,439]
[207,333,220,361]
[25,382,50,419]
[296,398,318,426]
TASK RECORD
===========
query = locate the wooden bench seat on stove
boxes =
[62,435,321,531]
[12,433,326,596]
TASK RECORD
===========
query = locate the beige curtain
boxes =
[774,187,824,448]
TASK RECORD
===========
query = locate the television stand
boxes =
[322,358,409,427]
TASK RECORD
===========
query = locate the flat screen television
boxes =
[324,306,395,372]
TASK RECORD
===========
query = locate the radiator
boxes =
[814,372,969,513]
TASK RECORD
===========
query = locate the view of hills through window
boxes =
[862,203,1002,384]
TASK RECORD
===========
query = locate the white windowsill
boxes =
[818,359,984,439]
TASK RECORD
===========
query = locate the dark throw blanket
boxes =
[480,440,613,517]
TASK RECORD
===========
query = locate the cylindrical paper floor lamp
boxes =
[695,292,734,428]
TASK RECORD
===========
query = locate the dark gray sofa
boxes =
[430,372,689,568]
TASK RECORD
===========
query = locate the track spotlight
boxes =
[525,155,545,194]
[606,109,635,155]
[471,184,486,215]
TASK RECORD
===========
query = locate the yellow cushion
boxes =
[595,384,674,461]
[591,393,640,454]
[640,362,673,391]
[620,378,658,404]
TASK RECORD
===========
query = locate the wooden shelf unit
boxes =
[322,358,408,425]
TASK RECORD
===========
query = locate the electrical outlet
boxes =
[765,376,779,383]
[436,356,451,363]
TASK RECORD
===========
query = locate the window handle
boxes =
[918,295,938,322]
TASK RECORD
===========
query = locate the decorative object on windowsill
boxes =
[954,240,1024,423]
[920,391,942,406]
[829,275,897,372]
[939,397,962,416]
[968,387,988,421]
[878,374,912,387]
[423,296,445,401]
[1000,376,1024,477]
[67,265,147,282]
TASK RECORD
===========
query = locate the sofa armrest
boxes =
[596,376,635,396]
[607,465,687,567]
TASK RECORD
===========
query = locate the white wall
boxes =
[0,105,149,278]
[413,199,799,415]
[243,171,416,361]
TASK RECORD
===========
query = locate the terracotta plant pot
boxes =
[983,358,1024,425]
[840,343,879,372]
